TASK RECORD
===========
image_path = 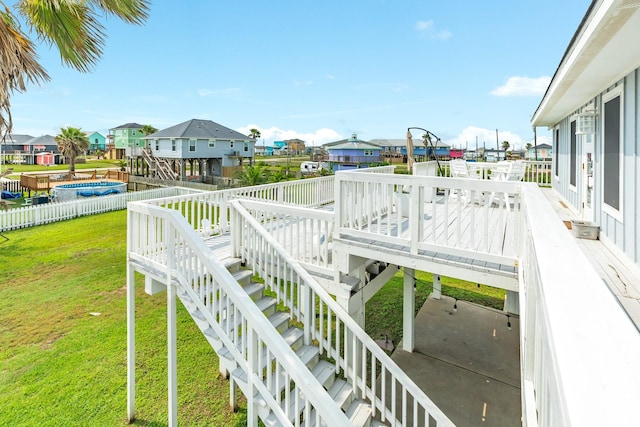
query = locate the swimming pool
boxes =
[52,181,127,202]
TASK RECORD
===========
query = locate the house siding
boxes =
[553,69,640,265]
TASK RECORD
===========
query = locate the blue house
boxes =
[526,143,552,161]
[143,119,254,181]
[325,134,382,171]
[86,131,106,153]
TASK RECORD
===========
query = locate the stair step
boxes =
[345,400,372,427]
[311,360,336,389]
[203,326,219,341]
[296,345,320,369]
[256,296,277,317]
[328,378,354,411]
[223,258,242,272]
[268,311,290,333]
[243,282,264,300]
[282,327,304,351]
[232,269,253,286]
[263,395,308,427]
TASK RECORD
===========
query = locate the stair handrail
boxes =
[230,199,455,426]
[128,202,352,426]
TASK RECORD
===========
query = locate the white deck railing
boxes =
[335,171,522,265]
[230,199,454,427]
[418,160,552,186]
[236,199,334,275]
[128,202,352,426]
[141,176,336,237]
[519,184,640,426]
[0,187,192,232]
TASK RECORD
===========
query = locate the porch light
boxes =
[575,110,597,135]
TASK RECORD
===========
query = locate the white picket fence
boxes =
[0,187,198,232]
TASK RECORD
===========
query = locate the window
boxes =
[189,139,196,152]
[155,140,159,151]
[602,89,622,217]
[570,120,577,187]
[244,142,249,152]
[132,130,137,136]
[364,149,373,156]
[171,139,176,152]
[208,139,215,148]
[230,141,234,148]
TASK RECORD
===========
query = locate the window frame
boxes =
[601,86,624,222]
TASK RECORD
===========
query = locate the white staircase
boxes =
[176,257,377,426]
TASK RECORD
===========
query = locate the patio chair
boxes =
[448,159,473,204]
[491,161,526,210]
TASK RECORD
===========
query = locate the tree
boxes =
[501,140,510,151]
[526,143,532,151]
[234,165,268,186]
[0,0,150,139]
[249,128,261,140]
[55,126,89,177]
[141,124,158,135]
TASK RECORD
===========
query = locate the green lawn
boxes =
[0,210,504,426]
[0,211,247,426]
[3,159,121,178]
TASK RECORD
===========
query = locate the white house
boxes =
[532,0,640,269]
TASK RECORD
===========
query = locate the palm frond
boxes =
[88,0,150,25]
[19,0,106,73]
[0,5,50,138]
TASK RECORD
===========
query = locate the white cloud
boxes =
[490,76,551,97]
[294,80,313,87]
[444,126,525,150]
[415,20,452,40]
[237,124,342,146]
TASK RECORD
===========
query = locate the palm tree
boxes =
[234,165,268,186]
[249,128,261,140]
[501,140,510,151]
[141,124,158,135]
[0,0,150,139]
[55,126,90,178]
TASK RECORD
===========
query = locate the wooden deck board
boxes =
[541,188,640,330]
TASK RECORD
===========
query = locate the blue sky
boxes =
[10,0,591,150]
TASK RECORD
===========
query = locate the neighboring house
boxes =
[284,138,306,155]
[370,138,450,160]
[483,149,506,162]
[2,135,61,165]
[532,0,640,267]
[109,123,145,160]
[254,145,266,156]
[325,133,382,171]
[143,118,254,181]
[0,133,33,164]
[449,149,465,159]
[86,131,106,153]
[526,143,552,161]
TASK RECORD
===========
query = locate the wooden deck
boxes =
[542,188,640,330]
[203,196,520,291]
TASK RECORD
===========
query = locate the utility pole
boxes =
[495,128,499,151]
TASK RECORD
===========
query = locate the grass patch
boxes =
[0,211,247,426]
[365,270,505,351]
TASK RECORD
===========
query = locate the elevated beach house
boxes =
[125,2,640,426]
[110,122,145,160]
[325,133,382,171]
[140,119,255,182]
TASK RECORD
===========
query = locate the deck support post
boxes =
[433,274,442,299]
[126,262,136,422]
[403,267,415,352]
[168,281,178,426]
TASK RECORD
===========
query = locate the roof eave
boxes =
[532,0,640,127]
